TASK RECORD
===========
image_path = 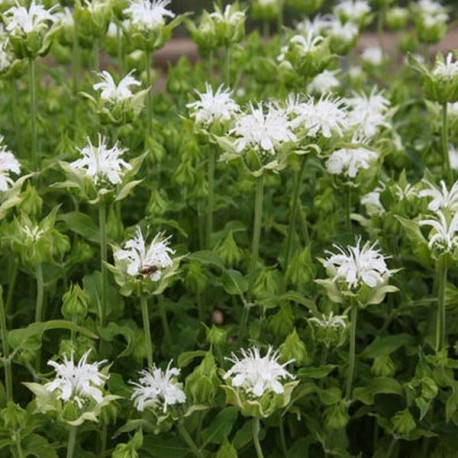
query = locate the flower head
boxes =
[230,103,296,155]
[361,187,385,216]
[70,135,132,186]
[123,0,175,31]
[45,350,108,408]
[307,70,340,94]
[209,4,245,25]
[419,180,458,212]
[420,210,458,253]
[131,361,186,413]
[432,53,458,80]
[334,0,370,23]
[0,136,20,192]
[4,0,57,35]
[93,70,141,103]
[224,346,294,398]
[309,312,348,330]
[187,83,239,126]
[114,228,174,281]
[361,46,384,66]
[326,144,378,179]
[324,238,390,289]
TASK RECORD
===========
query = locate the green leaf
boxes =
[361,334,414,359]
[115,180,143,202]
[298,365,337,379]
[201,407,238,446]
[22,434,58,458]
[141,436,188,458]
[221,269,248,296]
[98,322,136,358]
[216,438,238,458]
[188,250,225,269]
[59,211,99,243]
[177,350,207,368]
[353,377,403,405]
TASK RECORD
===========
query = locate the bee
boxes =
[139,265,159,276]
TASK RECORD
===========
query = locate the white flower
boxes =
[4,0,57,35]
[0,40,12,72]
[209,4,245,25]
[361,46,384,66]
[420,210,458,252]
[361,188,385,216]
[278,32,324,62]
[324,238,391,288]
[334,0,370,23]
[309,312,348,330]
[349,65,363,79]
[93,70,141,103]
[70,135,132,186]
[449,144,458,170]
[448,103,458,119]
[296,15,332,36]
[416,0,446,16]
[346,88,391,138]
[55,7,73,29]
[419,180,458,212]
[432,53,458,80]
[131,361,186,413]
[326,145,378,179]
[0,136,20,192]
[187,84,239,126]
[224,346,295,398]
[45,350,108,408]
[230,103,296,155]
[290,95,351,138]
[307,70,340,94]
[393,183,418,201]
[123,0,175,31]
[328,18,359,43]
[22,224,44,241]
[115,228,174,281]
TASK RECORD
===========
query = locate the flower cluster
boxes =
[0,136,20,192]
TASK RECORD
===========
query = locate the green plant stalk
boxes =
[5,258,18,319]
[225,46,231,86]
[15,435,24,458]
[99,200,107,327]
[284,156,307,272]
[178,423,203,458]
[206,146,216,249]
[145,50,153,139]
[278,418,288,457]
[117,24,125,75]
[346,304,358,401]
[0,287,13,401]
[435,255,448,353]
[345,186,352,232]
[386,436,397,457]
[93,39,100,73]
[277,0,284,34]
[159,299,172,352]
[11,81,21,155]
[28,58,38,172]
[376,7,385,54]
[441,102,452,184]
[66,426,77,458]
[35,264,44,323]
[141,295,153,369]
[252,417,264,458]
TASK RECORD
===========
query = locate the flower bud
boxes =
[287,0,324,14]
[423,53,458,104]
[215,231,244,268]
[2,402,27,430]
[61,284,90,319]
[279,328,308,366]
[386,7,408,30]
[392,409,416,435]
[325,401,349,429]
[251,0,281,22]
[185,352,220,404]
[371,355,396,377]
[18,184,43,217]
[206,325,227,346]
[184,261,207,294]
[286,245,316,289]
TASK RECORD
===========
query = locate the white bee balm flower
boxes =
[224,346,294,397]
[131,361,186,413]
[309,312,348,330]
[432,53,458,80]
[187,84,239,126]
[326,146,378,178]
[334,0,370,23]
[209,4,245,25]
[324,238,390,289]
[361,46,384,66]
[93,70,141,103]
[70,135,132,186]
[45,350,108,408]
[419,180,458,212]
[307,70,340,94]
[4,0,57,35]
[0,136,20,192]
[115,228,174,280]
[420,211,458,253]
[123,0,175,31]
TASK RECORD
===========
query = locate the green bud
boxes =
[61,284,90,319]
[324,401,349,429]
[62,401,80,423]
[185,352,220,404]
[112,429,143,458]
[386,7,409,30]
[287,0,324,14]
[18,184,43,217]
[371,355,396,377]
[251,0,281,21]
[392,409,416,435]
[215,231,244,268]
[286,245,316,289]
[253,266,280,300]
[186,11,219,57]
[206,325,227,347]
[147,189,169,216]
[184,261,208,294]
[2,402,27,430]
[268,303,295,339]
[423,53,458,104]
[279,329,308,366]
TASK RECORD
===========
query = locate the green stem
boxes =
[35,264,44,323]
[225,46,231,86]
[11,81,21,155]
[277,0,284,35]
[141,295,153,369]
[345,186,352,232]
[15,435,24,458]
[117,24,124,74]
[178,423,203,458]
[145,50,153,139]
[441,102,452,185]
[208,51,214,83]
[376,7,385,55]
[386,436,397,457]
[284,156,307,272]
[28,58,38,172]
[159,299,172,353]
[100,423,107,458]
[6,258,18,319]
[0,287,13,401]
[346,305,358,401]
[435,256,448,353]
[279,417,288,457]
[66,426,77,458]
[93,39,100,73]
[252,418,264,458]
[99,200,107,327]
[206,146,216,248]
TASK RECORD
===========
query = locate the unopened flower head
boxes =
[309,312,348,331]
[230,103,296,155]
[209,4,245,25]
[123,0,175,31]
[93,70,141,103]
[45,350,108,408]
[0,136,20,192]
[432,53,458,80]
[55,7,74,29]
[224,346,295,398]
[420,210,458,253]
[4,0,57,35]
[22,224,44,242]
[419,180,458,212]
[278,32,324,62]
[324,238,391,289]
[70,135,132,186]
[296,15,331,36]
[361,46,384,66]
[326,143,378,179]
[115,227,175,281]
[307,70,340,94]
[187,84,239,126]
[131,361,186,413]
[449,144,458,170]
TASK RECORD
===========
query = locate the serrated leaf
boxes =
[298,365,336,379]
[221,269,248,296]
[59,211,99,243]
[201,407,238,446]
[353,377,403,405]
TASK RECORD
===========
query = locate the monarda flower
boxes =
[419,180,458,213]
[93,70,141,103]
[4,0,57,36]
[0,136,20,192]
[123,0,175,32]
[420,210,458,253]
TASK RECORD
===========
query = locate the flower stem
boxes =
[66,426,78,458]
[28,58,38,172]
[159,299,172,353]
[346,304,358,401]
[5,258,18,319]
[145,50,153,139]
[252,418,264,458]
[225,46,231,86]
[0,287,13,402]
[93,39,100,73]
[435,255,448,353]
[345,186,352,232]
[35,264,44,323]
[141,295,153,369]
[98,200,107,328]
[178,423,203,458]
[117,24,124,75]
[387,436,397,457]
[441,102,452,185]
[277,0,284,35]
[206,146,216,249]
[376,7,385,55]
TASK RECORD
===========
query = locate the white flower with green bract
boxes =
[420,210,458,253]
[131,361,186,413]
[0,136,20,192]
[419,180,458,212]
[123,0,175,31]
[224,346,295,397]
[432,53,458,80]
[93,70,141,103]
[4,0,57,35]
